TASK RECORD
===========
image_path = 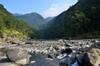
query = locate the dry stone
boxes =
[7,48,30,65]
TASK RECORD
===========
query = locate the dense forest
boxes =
[0,4,38,39]
[40,0,100,39]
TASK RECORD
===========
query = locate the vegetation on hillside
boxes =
[41,0,100,39]
[0,4,38,39]
[15,13,46,30]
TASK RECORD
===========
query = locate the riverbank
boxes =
[0,39,99,66]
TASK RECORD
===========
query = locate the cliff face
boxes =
[42,0,100,39]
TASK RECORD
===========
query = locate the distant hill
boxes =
[45,17,53,22]
[42,0,100,39]
[13,13,21,16]
[0,4,38,39]
[15,13,46,30]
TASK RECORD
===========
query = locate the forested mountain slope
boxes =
[15,13,46,30]
[0,4,38,39]
[42,0,100,39]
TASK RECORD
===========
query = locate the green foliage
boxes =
[0,4,38,39]
[42,0,100,39]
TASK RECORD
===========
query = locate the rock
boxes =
[79,48,100,66]
[72,61,79,66]
[91,42,100,49]
[29,56,59,66]
[0,63,18,66]
[4,37,21,44]
[19,41,25,45]
[61,48,72,55]
[47,54,53,59]
[87,48,100,66]
[59,57,71,66]
[7,48,30,65]
[25,41,34,44]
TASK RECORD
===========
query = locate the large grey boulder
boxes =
[7,48,30,65]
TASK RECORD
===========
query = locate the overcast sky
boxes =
[0,0,77,18]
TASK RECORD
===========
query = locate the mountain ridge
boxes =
[0,4,38,39]
[15,12,46,30]
[41,0,100,39]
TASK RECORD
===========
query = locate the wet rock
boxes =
[61,48,72,55]
[29,56,59,66]
[59,63,68,66]
[59,56,71,66]
[47,54,53,59]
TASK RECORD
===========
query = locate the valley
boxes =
[0,0,100,66]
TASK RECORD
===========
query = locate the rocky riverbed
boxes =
[0,39,99,66]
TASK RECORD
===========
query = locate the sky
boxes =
[0,0,77,18]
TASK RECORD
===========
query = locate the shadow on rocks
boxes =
[0,58,10,63]
[79,53,94,66]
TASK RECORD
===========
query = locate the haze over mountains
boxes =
[45,17,53,22]
[14,13,47,30]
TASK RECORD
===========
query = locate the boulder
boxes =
[87,48,100,66]
[79,48,100,66]
[7,48,30,65]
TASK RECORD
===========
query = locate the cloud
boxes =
[42,3,69,18]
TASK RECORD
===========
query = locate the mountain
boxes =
[45,17,53,22]
[15,13,46,30]
[42,0,100,39]
[0,4,38,39]
[13,13,21,16]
